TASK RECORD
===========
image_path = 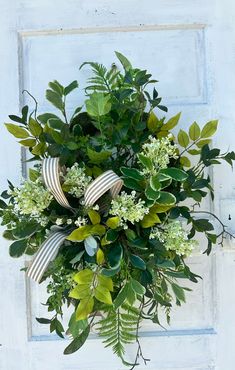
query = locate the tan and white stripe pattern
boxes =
[84,170,123,207]
[26,158,123,283]
[42,157,72,210]
[27,231,67,283]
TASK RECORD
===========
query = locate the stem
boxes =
[179,137,201,157]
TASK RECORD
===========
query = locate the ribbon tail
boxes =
[26,231,67,283]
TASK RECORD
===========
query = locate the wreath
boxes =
[1,52,234,368]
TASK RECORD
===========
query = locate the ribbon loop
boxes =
[27,158,123,283]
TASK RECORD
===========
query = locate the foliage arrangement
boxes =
[1,52,235,368]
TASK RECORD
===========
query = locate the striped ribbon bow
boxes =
[27,157,123,283]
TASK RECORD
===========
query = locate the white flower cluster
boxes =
[63,163,92,198]
[110,191,149,229]
[140,135,178,175]
[12,179,52,218]
[55,216,88,227]
[150,221,198,257]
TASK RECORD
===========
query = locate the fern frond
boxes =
[97,303,139,365]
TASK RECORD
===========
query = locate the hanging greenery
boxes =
[1,52,235,368]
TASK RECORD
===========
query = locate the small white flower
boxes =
[92,204,100,211]
[55,218,64,226]
[63,163,92,198]
[150,221,198,257]
[140,135,178,175]
[75,216,88,227]
[66,219,73,225]
[110,191,149,229]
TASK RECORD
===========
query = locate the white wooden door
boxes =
[1,1,235,369]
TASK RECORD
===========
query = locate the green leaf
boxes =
[107,243,123,267]
[180,156,191,167]
[85,92,111,117]
[123,177,142,191]
[64,80,79,96]
[5,123,29,139]
[196,139,212,148]
[12,221,39,239]
[47,118,65,130]
[87,148,112,164]
[178,129,189,148]
[9,239,27,257]
[48,80,64,96]
[69,284,90,299]
[145,185,160,200]
[147,111,161,132]
[88,210,101,225]
[28,118,42,136]
[115,51,132,71]
[120,167,144,181]
[201,120,218,138]
[171,283,186,303]
[163,112,181,130]
[36,317,51,324]
[46,89,63,111]
[140,212,161,228]
[129,254,146,270]
[95,285,112,305]
[29,169,40,182]
[37,113,61,124]
[160,168,188,182]
[76,297,94,321]
[157,191,176,205]
[113,283,130,309]
[64,326,90,355]
[97,274,113,291]
[106,217,120,229]
[84,235,98,256]
[138,153,153,170]
[19,138,36,147]
[31,142,47,156]
[131,278,146,295]
[189,121,200,140]
[73,269,94,284]
[67,225,93,242]
[150,175,161,191]
[68,313,88,338]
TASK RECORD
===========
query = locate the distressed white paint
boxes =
[1,1,235,369]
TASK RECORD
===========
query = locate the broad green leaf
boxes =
[151,204,173,213]
[37,113,61,124]
[19,138,36,147]
[84,235,98,256]
[157,191,176,205]
[31,142,47,156]
[160,168,188,182]
[180,156,191,167]
[145,185,160,200]
[5,123,29,139]
[147,111,160,132]
[88,210,101,225]
[123,177,142,191]
[64,80,79,96]
[131,278,146,295]
[163,112,181,130]
[76,296,94,321]
[67,225,93,241]
[201,120,218,138]
[70,251,85,264]
[68,313,88,339]
[91,224,106,237]
[138,153,153,170]
[107,243,123,267]
[47,118,65,130]
[189,121,200,140]
[96,248,105,264]
[196,139,211,148]
[178,129,189,148]
[73,269,94,284]
[28,118,42,136]
[94,285,112,305]
[106,217,120,229]
[101,264,120,277]
[150,175,161,191]
[48,80,64,96]
[129,254,146,270]
[141,212,161,228]
[87,148,112,163]
[115,51,132,71]
[12,221,39,239]
[120,167,144,181]
[9,239,27,257]
[46,89,63,110]
[105,229,118,242]
[85,92,111,117]
[97,274,113,291]
[69,284,91,299]
[113,283,130,309]
[64,326,90,355]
